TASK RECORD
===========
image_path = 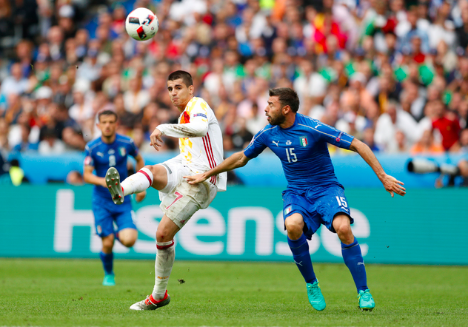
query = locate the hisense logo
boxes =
[53,190,370,258]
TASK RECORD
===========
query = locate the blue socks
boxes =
[288,234,317,284]
[99,251,114,275]
[341,238,368,293]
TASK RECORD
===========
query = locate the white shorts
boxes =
[158,160,217,228]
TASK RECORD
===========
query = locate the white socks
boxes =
[152,240,175,300]
[121,167,153,196]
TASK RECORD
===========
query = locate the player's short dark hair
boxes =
[269,88,300,113]
[98,109,118,122]
[167,70,193,87]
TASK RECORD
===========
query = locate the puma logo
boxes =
[294,260,303,266]
[358,262,365,266]
[272,140,279,146]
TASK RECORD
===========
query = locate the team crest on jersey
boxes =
[119,147,126,156]
[97,225,102,235]
[284,206,292,215]
[300,136,308,147]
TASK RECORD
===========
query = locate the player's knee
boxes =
[335,223,353,242]
[121,239,136,247]
[285,221,303,240]
[156,230,170,243]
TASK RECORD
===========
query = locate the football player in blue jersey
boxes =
[83,110,146,286]
[186,88,406,311]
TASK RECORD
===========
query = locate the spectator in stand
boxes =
[362,127,380,152]
[11,124,38,152]
[124,76,150,115]
[0,63,29,96]
[411,129,445,155]
[38,128,66,154]
[374,100,418,152]
[431,99,461,151]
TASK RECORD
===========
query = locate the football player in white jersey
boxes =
[105,70,226,310]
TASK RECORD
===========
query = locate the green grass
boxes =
[0,259,467,326]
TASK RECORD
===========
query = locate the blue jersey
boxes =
[244,113,354,195]
[84,134,139,201]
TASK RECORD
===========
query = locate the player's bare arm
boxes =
[134,153,146,202]
[349,138,406,197]
[83,165,107,188]
[185,151,250,185]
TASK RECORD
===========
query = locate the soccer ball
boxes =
[125,8,159,41]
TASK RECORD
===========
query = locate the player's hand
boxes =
[150,128,164,151]
[184,173,208,185]
[381,174,406,197]
[136,190,146,202]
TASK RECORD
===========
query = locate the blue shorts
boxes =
[92,196,136,238]
[282,186,354,240]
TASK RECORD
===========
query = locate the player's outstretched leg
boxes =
[106,166,157,205]
[130,216,177,311]
[286,214,325,311]
[333,214,375,311]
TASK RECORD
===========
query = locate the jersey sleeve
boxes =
[189,98,209,124]
[312,122,354,149]
[84,145,94,167]
[244,129,268,159]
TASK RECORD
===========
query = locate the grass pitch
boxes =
[0,259,467,326]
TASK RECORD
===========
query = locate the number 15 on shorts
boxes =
[336,196,348,208]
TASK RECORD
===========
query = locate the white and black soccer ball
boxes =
[125,8,159,41]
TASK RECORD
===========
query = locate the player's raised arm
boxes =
[349,138,406,197]
[150,119,209,151]
[185,151,250,185]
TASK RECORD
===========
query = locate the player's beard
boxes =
[268,113,286,126]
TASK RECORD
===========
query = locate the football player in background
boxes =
[84,110,146,286]
[106,70,226,310]
[186,88,406,311]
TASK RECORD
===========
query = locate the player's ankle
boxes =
[151,291,168,302]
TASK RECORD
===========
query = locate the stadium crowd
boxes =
[1,0,468,161]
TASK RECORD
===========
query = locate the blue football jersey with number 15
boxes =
[244,113,354,196]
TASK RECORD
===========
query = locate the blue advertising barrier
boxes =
[0,185,467,265]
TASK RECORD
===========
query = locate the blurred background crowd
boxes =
[1,0,468,164]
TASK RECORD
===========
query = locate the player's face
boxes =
[265,96,286,126]
[97,114,117,137]
[167,79,194,108]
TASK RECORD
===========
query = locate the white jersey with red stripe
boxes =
[157,97,227,191]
